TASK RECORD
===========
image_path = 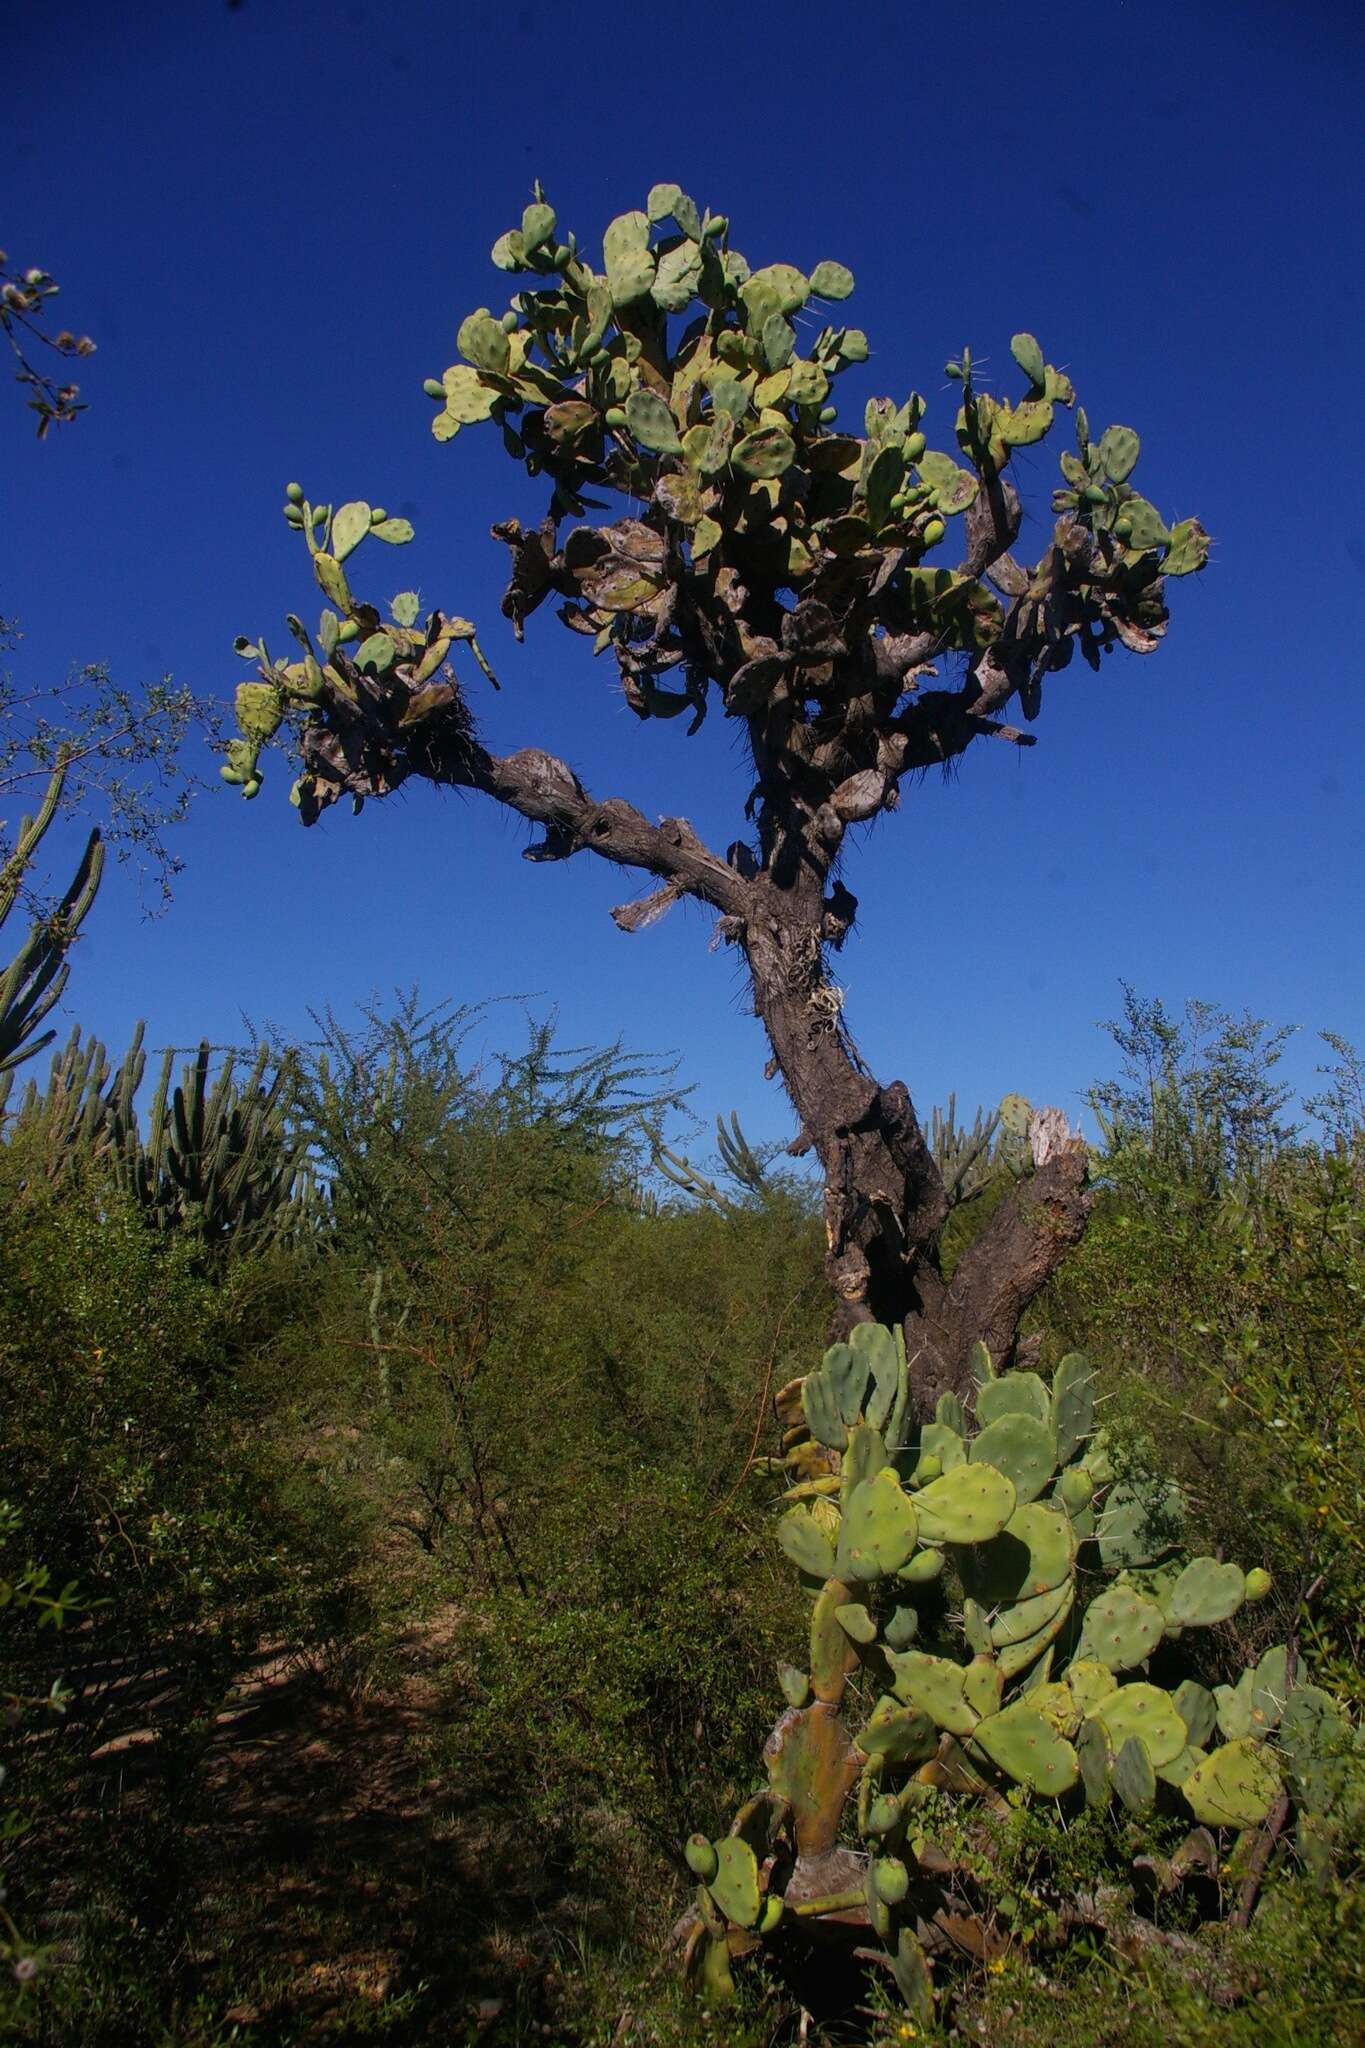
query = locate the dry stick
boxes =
[713,1279,819,1520]
[1231,1570,1325,1930]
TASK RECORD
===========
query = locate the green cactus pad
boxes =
[855,1697,938,1766]
[837,1468,920,1581]
[914,1421,966,1478]
[1167,1556,1246,1628]
[1215,1668,1256,1741]
[1097,424,1140,483]
[1096,1478,1185,1569]
[1095,1682,1189,1768]
[970,1413,1057,1505]
[836,1601,878,1644]
[968,1502,1076,1606]
[1077,1716,1111,1807]
[962,1599,992,1656]
[889,1651,978,1737]
[1113,1734,1157,1815]
[1172,1680,1218,1749]
[997,1583,1076,1679]
[1182,1739,1283,1830]
[883,1603,919,1651]
[850,1321,903,1431]
[896,1546,944,1585]
[1052,1351,1096,1465]
[842,1421,889,1493]
[973,1704,1079,1796]
[1010,332,1047,387]
[624,389,683,456]
[1249,1644,1289,1734]
[810,260,855,301]
[810,1579,858,1701]
[777,1662,811,1708]
[312,551,352,612]
[708,1836,762,1927]
[989,1576,1074,1650]
[1066,1659,1120,1719]
[1081,1586,1166,1671]
[963,1654,1004,1720]
[1025,1681,1082,1739]
[1058,1466,1094,1515]
[914,1462,1016,1545]
[802,1369,848,1450]
[777,1507,837,1580]
[1162,516,1211,576]
[935,1392,966,1434]
[234,682,284,744]
[733,426,796,479]
[1157,1745,1207,1788]
[823,1339,871,1425]
[976,1371,1051,1429]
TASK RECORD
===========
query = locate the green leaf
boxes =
[390,591,420,628]
[371,517,415,545]
[441,365,497,423]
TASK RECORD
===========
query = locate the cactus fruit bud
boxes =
[818,405,838,424]
[873,1857,910,1905]
[905,431,926,463]
[916,1453,942,1484]
[1115,515,1133,541]
[283,504,304,526]
[758,1894,784,1934]
[605,407,628,430]
[370,507,387,524]
[242,776,262,799]
[922,517,946,546]
[285,482,305,504]
[704,215,728,239]
[501,310,519,333]
[422,378,446,399]
[335,619,360,644]
[685,1834,719,1882]
[945,361,963,380]
[1244,1568,1272,1602]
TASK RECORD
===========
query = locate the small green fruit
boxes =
[818,404,837,423]
[285,481,305,504]
[1244,1568,1272,1602]
[905,431,926,462]
[422,378,446,399]
[922,516,946,546]
[283,504,304,525]
[758,1895,783,1934]
[685,1834,718,1882]
[335,619,360,644]
[704,215,728,238]
[1115,516,1133,540]
[605,407,628,430]
[501,310,519,333]
[945,361,963,380]
[916,1453,942,1483]
[370,507,387,524]
[873,1856,910,1906]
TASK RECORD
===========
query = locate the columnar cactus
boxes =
[683,1330,1356,2016]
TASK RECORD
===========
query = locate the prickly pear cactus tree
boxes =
[683,1332,1357,2019]
[230,182,1211,1405]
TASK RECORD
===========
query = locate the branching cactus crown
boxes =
[682,1329,1356,2017]
[224,178,1208,830]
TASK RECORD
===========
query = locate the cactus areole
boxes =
[230,183,1209,1409]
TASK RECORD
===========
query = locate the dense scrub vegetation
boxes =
[1,993,1361,2045]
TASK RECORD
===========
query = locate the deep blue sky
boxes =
[5,0,1363,1155]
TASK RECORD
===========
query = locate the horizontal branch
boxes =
[428,731,749,920]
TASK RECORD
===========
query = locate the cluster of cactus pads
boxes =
[227,185,1209,824]
[0,1020,319,1254]
[682,1327,1356,2014]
